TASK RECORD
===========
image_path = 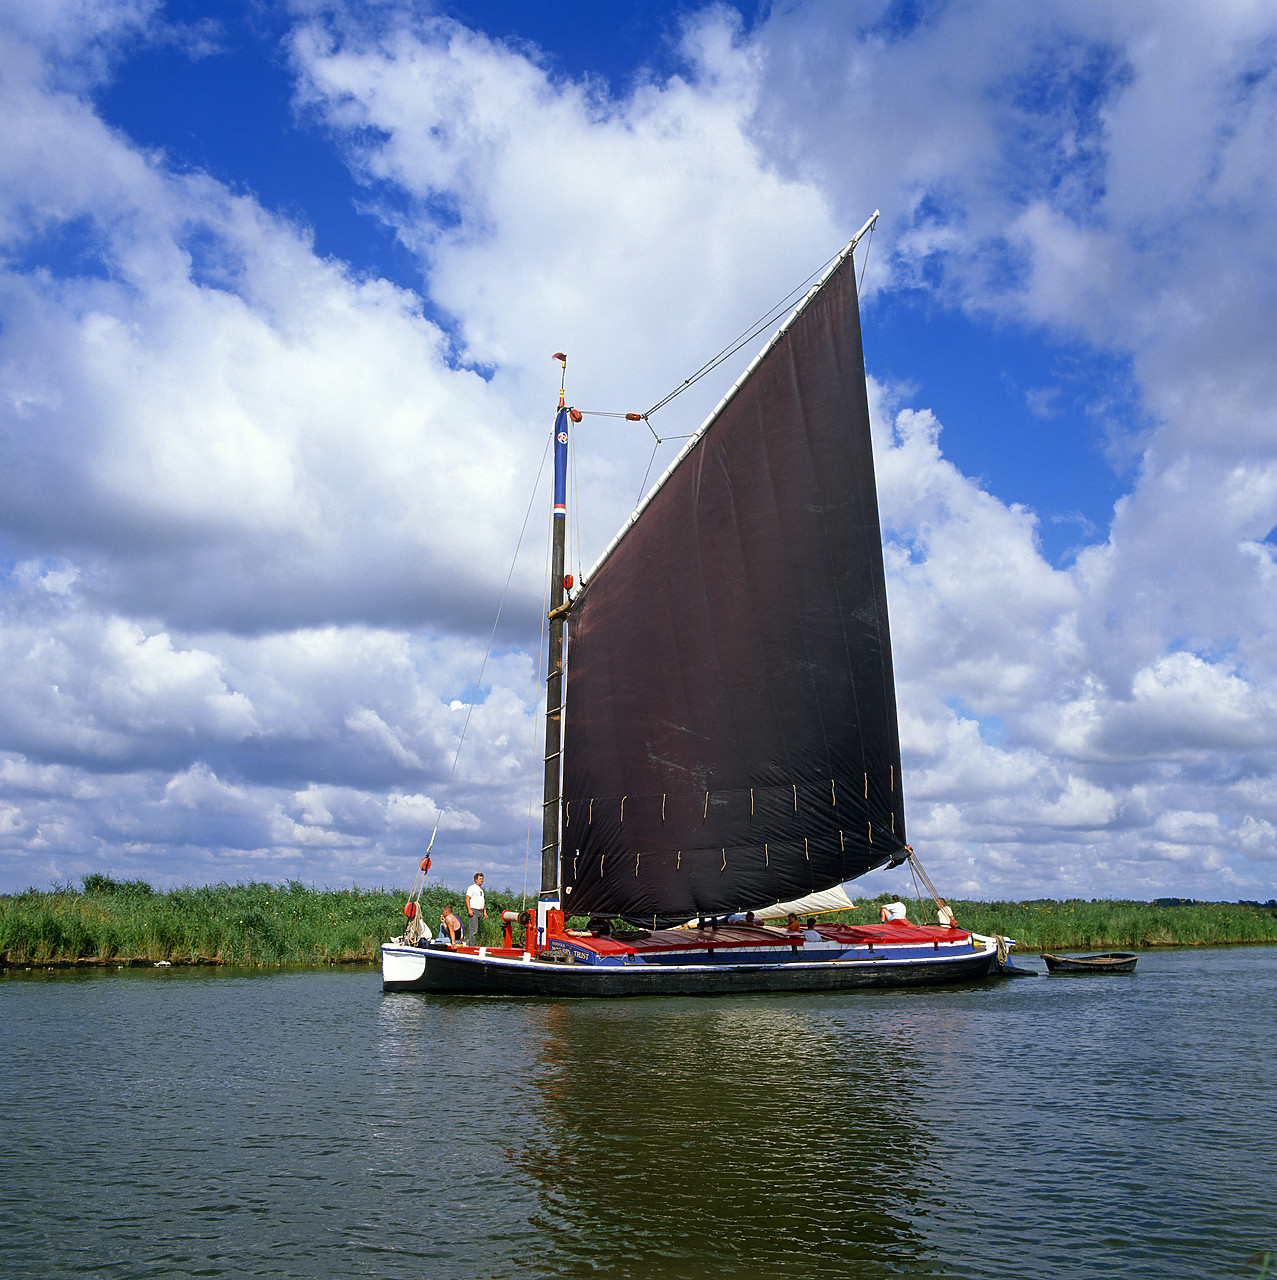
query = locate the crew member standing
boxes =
[465,872,488,945]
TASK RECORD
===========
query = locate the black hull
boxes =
[382,944,998,996]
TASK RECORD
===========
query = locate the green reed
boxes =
[855,895,1277,951]
[0,876,530,967]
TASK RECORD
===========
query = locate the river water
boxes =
[2,946,1274,1280]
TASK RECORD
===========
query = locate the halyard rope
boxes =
[409,430,553,921]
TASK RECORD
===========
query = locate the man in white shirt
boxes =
[464,872,487,945]
[879,894,908,923]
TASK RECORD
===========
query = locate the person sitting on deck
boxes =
[802,917,822,943]
[936,898,957,928]
[439,905,463,944]
[785,912,801,932]
[879,894,908,923]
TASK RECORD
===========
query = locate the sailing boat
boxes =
[383,215,1002,994]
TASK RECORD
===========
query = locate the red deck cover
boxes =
[564,920,970,957]
[822,921,972,945]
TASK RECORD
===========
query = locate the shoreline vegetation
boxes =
[2,875,1276,970]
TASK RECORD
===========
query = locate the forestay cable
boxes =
[418,431,554,880]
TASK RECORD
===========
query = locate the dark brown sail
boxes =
[560,250,906,923]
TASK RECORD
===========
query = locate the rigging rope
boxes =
[411,429,554,916]
[520,530,552,912]
[907,848,946,925]
[641,252,843,418]
[573,227,874,497]
[857,219,876,293]
[562,245,854,430]
[569,228,874,508]
[636,438,662,508]
[908,847,1007,966]
[569,410,584,585]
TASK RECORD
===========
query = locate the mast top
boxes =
[552,351,567,408]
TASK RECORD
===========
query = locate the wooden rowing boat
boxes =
[1042,952,1138,974]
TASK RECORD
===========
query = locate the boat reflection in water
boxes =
[506,997,947,1276]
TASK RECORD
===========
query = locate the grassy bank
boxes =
[0,875,528,968]
[3,878,1275,968]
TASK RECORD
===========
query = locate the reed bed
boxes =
[855,895,1277,952]
[0,875,527,968]
[2,878,1274,967]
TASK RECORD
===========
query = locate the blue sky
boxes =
[1,0,1275,903]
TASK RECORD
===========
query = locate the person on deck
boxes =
[785,912,801,932]
[879,894,908,923]
[440,905,463,944]
[465,873,488,945]
[802,917,822,943]
[936,899,957,928]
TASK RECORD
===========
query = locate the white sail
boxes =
[684,884,858,927]
[751,885,857,920]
